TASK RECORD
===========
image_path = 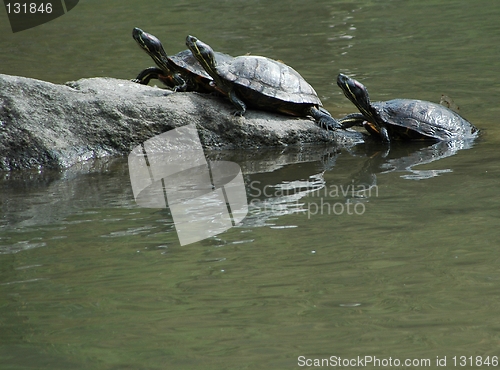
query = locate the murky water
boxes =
[2,1,500,369]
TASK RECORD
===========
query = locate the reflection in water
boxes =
[244,172,326,227]
[350,139,477,182]
[128,124,248,246]
[381,140,476,180]
[0,136,477,239]
[0,159,135,231]
[240,137,479,227]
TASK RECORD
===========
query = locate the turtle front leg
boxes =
[309,106,341,130]
[337,113,367,129]
[228,89,246,116]
[132,67,166,85]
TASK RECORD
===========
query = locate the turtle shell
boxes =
[373,99,478,141]
[217,56,322,107]
[171,49,233,80]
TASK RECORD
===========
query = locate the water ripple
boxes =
[0,241,46,254]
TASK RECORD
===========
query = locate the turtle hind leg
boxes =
[229,89,246,116]
[380,126,391,143]
[172,74,189,92]
[309,106,341,130]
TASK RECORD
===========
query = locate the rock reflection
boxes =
[0,137,477,236]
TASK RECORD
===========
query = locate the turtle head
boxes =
[337,73,373,118]
[132,28,173,73]
[186,35,218,78]
[133,28,165,56]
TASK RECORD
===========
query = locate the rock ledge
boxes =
[0,74,364,171]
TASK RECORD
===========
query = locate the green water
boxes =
[2,1,500,369]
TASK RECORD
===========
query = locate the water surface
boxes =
[1,1,500,369]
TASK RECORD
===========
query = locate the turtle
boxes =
[132,28,233,93]
[185,35,341,130]
[336,73,479,142]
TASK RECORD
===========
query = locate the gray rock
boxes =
[0,74,365,171]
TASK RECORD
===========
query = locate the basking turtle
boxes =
[132,28,233,93]
[185,35,340,130]
[336,73,478,142]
